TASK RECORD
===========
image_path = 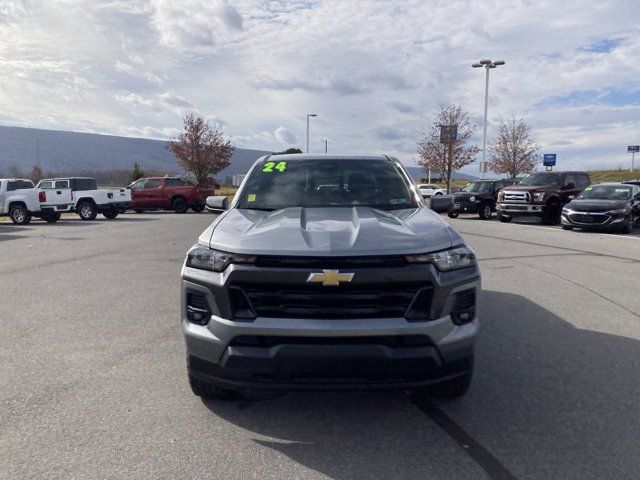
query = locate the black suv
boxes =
[448,179,517,220]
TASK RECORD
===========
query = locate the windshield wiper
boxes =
[242,206,278,211]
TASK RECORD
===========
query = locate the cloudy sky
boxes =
[1,0,639,174]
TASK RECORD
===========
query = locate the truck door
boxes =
[144,178,164,207]
[129,179,147,207]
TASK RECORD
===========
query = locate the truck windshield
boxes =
[461,182,493,193]
[577,185,632,200]
[518,173,561,186]
[236,159,418,211]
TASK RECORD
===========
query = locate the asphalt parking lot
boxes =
[1,212,639,480]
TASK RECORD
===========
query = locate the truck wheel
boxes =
[9,205,31,225]
[192,204,205,213]
[447,211,459,218]
[78,202,97,221]
[188,374,237,400]
[43,211,61,223]
[103,211,118,219]
[478,203,493,220]
[497,212,511,223]
[542,202,561,225]
[435,192,443,196]
[172,197,188,214]
[134,209,144,214]
[561,225,574,230]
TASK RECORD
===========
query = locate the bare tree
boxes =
[30,165,43,184]
[417,105,480,193]
[166,113,234,185]
[488,117,539,179]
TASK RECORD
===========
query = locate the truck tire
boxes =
[188,374,237,400]
[542,202,561,225]
[77,202,98,221]
[447,211,459,218]
[497,212,511,223]
[9,205,31,225]
[478,203,493,220]
[103,211,118,219]
[43,211,61,223]
[172,197,188,214]
[435,192,443,196]
[134,209,144,214]
[561,225,573,230]
[192,204,205,213]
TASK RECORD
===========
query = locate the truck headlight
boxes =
[186,245,256,272]
[469,196,476,202]
[406,245,476,271]
[533,192,545,202]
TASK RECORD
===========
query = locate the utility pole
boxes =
[471,59,505,179]
[306,113,317,153]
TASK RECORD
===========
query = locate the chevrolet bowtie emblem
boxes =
[307,270,354,287]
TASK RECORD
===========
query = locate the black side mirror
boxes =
[206,195,228,212]
[563,182,576,190]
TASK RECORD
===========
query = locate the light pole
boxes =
[306,113,317,153]
[472,59,505,179]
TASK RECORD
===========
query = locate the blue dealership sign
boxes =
[628,145,639,153]
[440,125,458,144]
[543,154,556,166]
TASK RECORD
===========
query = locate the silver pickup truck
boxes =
[0,178,72,224]
[181,154,480,400]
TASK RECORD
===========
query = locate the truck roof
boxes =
[254,154,398,164]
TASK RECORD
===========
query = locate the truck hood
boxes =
[502,185,555,193]
[200,206,460,256]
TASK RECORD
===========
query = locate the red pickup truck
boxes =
[128,176,215,213]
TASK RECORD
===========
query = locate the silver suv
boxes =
[181,155,480,399]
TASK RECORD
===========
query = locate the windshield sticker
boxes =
[247,194,256,202]
[389,198,405,205]
[262,161,287,173]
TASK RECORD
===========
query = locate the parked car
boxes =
[623,180,640,187]
[129,176,214,213]
[561,183,640,233]
[417,183,445,197]
[182,154,480,400]
[38,177,132,220]
[0,178,72,224]
[496,171,591,224]
[448,179,518,220]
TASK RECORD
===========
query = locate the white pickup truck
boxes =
[0,178,73,224]
[37,177,132,220]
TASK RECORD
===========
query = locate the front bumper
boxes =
[561,210,625,229]
[451,201,480,214]
[99,201,132,212]
[41,204,73,213]
[181,261,480,389]
[496,203,545,216]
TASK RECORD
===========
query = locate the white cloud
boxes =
[274,126,297,145]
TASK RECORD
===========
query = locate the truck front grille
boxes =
[502,191,529,203]
[255,255,407,269]
[234,283,428,319]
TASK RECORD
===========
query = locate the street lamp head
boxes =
[479,59,492,65]
[471,62,483,68]
[487,64,496,69]
[493,60,505,66]
[308,113,317,117]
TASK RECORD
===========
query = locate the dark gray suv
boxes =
[181,155,480,399]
